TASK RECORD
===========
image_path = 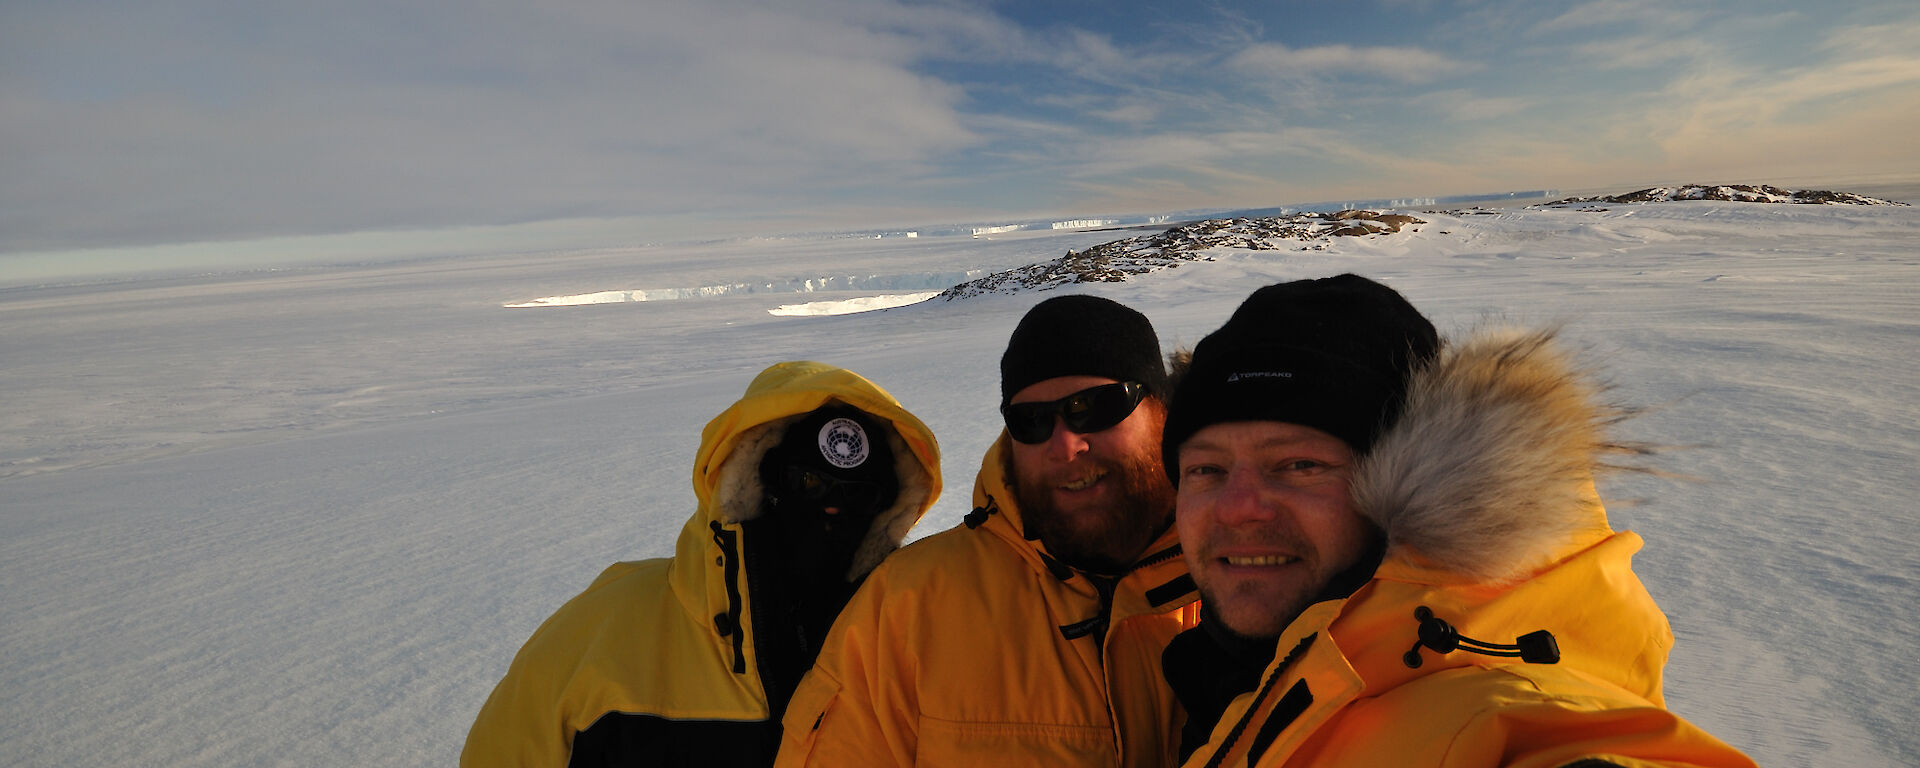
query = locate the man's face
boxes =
[1174,421,1379,640]
[1006,375,1174,574]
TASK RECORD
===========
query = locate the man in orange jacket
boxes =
[1160,274,1755,767]
[777,295,1201,767]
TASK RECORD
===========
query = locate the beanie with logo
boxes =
[1162,274,1440,480]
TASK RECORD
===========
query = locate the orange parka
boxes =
[462,362,941,767]
[1180,329,1756,768]
[775,437,1203,767]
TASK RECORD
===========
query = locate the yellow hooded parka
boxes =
[463,362,941,767]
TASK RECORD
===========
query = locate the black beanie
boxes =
[1000,294,1169,405]
[761,405,898,509]
[1162,274,1440,479]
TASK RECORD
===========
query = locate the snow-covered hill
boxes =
[938,211,1424,298]
[1545,183,1907,207]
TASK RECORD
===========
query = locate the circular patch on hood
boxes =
[817,417,871,469]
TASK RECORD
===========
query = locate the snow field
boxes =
[2,201,1916,766]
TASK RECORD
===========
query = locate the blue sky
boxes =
[4,0,1918,276]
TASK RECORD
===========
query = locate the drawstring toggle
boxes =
[1402,605,1559,668]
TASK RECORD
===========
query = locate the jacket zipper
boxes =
[710,521,747,674]
[1202,633,1316,768]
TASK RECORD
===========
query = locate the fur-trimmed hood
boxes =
[660,359,942,675]
[1354,326,1639,584]
[1166,328,1751,768]
[682,360,941,583]
[1334,327,1674,705]
[462,362,943,760]
[1166,325,1638,584]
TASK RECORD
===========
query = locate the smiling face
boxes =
[1007,375,1174,574]
[1174,420,1380,640]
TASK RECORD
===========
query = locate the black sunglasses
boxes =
[1000,381,1147,445]
[782,465,890,515]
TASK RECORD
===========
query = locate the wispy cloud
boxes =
[4,0,1918,262]
[1412,90,1531,122]
[1645,30,1920,174]
[1817,17,1920,58]
[1,0,988,251]
[1565,34,1716,70]
[1228,42,1477,84]
[1534,0,1709,34]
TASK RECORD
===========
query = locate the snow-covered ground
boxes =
[3,199,1917,766]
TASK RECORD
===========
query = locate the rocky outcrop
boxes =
[937,210,1423,300]
[1543,184,1905,207]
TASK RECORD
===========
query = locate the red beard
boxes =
[1009,437,1174,574]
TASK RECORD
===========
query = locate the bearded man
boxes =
[775,294,1202,768]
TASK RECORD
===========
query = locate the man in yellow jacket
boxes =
[777,295,1202,767]
[1161,274,1755,767]
[462,361,941,767]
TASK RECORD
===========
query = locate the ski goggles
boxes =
[783,465,891,515]
[1000,381,1147,445]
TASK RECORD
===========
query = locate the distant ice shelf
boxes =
[767,292,940,316]
[505,270,983,308]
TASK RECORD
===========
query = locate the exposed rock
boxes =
[937,210,1424,300]
[1542,184,1906,207]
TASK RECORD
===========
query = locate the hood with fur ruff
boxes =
[1329,327,1674,709]
[687,360,941,582]
[1353,326,1646,584]
[1178,328,1747,768]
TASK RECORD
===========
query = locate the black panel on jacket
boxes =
[741,519,862,720]
[563,510,871,767]
[1162,620,1277,762]
[567,714,780,767]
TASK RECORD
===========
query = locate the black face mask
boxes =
[777,464,893,518]
[756,406,901,582]
[763,458,897,579]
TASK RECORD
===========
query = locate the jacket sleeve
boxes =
[461,649,575,768]
[1213,663,1758,768]
[774,575,919,767]
[1459,665,1758,768]
[460,569,634,768]
[1357,666,1759,768]
[1464,701,1759,768]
